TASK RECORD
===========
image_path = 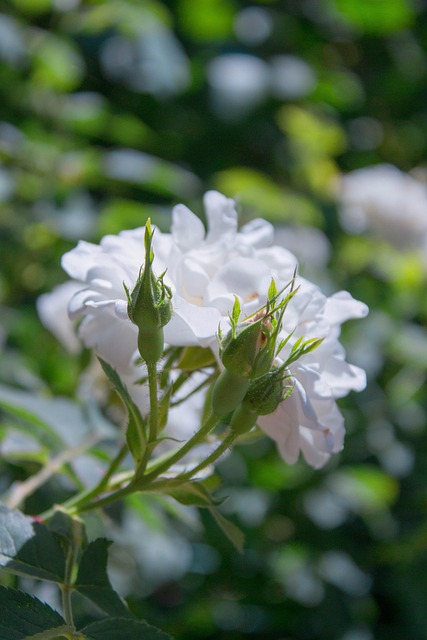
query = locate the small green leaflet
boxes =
[285,336,324,366]
[0,588,175,640]
[98,358,147,465]
[0,587,69,640]
[166,481,223,508]
[74,539,131,618]
[79,618,174,640]
[0,506,66,583]
[209,508,245,553]
[177,346,216,371]
[165,482,244,552]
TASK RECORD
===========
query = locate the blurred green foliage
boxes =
[1,1,427,639]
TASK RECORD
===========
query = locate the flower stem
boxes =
[147,361,158,443]
[39,444,128,521]
[41,413,220,518]
[180,429,237,481]
[60,519,82,628]
[67,482,135,515]
[61,581,74,629]
[136,411,220,487]
[138,430,238,493]
[68,430,235,514]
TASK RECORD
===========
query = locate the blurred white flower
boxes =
[40,191,367,468]
[234,7,273,46]
[337,164,427,249]
[207,54,270,118]
[0,166,15,202]
[273,224,331,287]
[100,24,190,98]
[108,509,193,597]
[269,55,317,100]
[0,15,26,67]
[102,148,200,197]
[37,281,82,354]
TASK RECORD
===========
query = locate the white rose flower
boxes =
[37,281,83,354]
[337,164,427,249]
[40,190,368,468]
[259,285,367,468]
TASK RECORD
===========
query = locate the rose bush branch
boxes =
[35,191,369,523]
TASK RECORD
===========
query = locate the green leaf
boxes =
[167,481,222,508]
[231,296,241,326]
[0,384,114,453]
[0,392,62,450]
[268,279,278,300]
[331,0,414,34]
[177,347,216,371]
[79,618,174,640]
[0,506,66,583]
[98,199,153,237]
[215,167,322,225]
[9,0,51,15]
[47,512,86,551]
[33,34,84,92]
[74,539,130,618]
[329,466,399,512]
[286,336,324,366]
[158,386,172,431]
[0,586,69,640]
[98,358,147,466]
[178,0,234,42]
[209,508,245,553]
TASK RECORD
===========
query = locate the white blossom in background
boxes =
[337,164,427,249]
[100,21,190,98]
[37,281,82,354]
[273,224,331,287]
[233,7,273,46]
[0,14,27,67]
[207,54,270,118]
[207,53,317,119]
[269,55,317,100]
[39,191,368,468]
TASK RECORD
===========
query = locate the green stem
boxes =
[63,417,227,515]
[137,412,220,487]
[39,444,128,521]
[61,582,74,629]
[42,413,220,519]
[67,482,135,516]
[147,361,159,442]
[138,430,238,494]
[134,361,159,477]
[60,520,81,628]
[180,430,237,481]
[69,431,235,514]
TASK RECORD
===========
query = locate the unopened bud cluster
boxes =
[211,278,324,435]
[211,280,295,419]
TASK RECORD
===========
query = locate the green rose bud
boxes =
[125,219,172,365]
[229,403,258,434]
[221,310,274,379]
[211,369,250,417]
[219,291,284,380]
[230,367,293,434]
[211,281,296,418]
[242,367,292,416]
[211,306,274,417]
